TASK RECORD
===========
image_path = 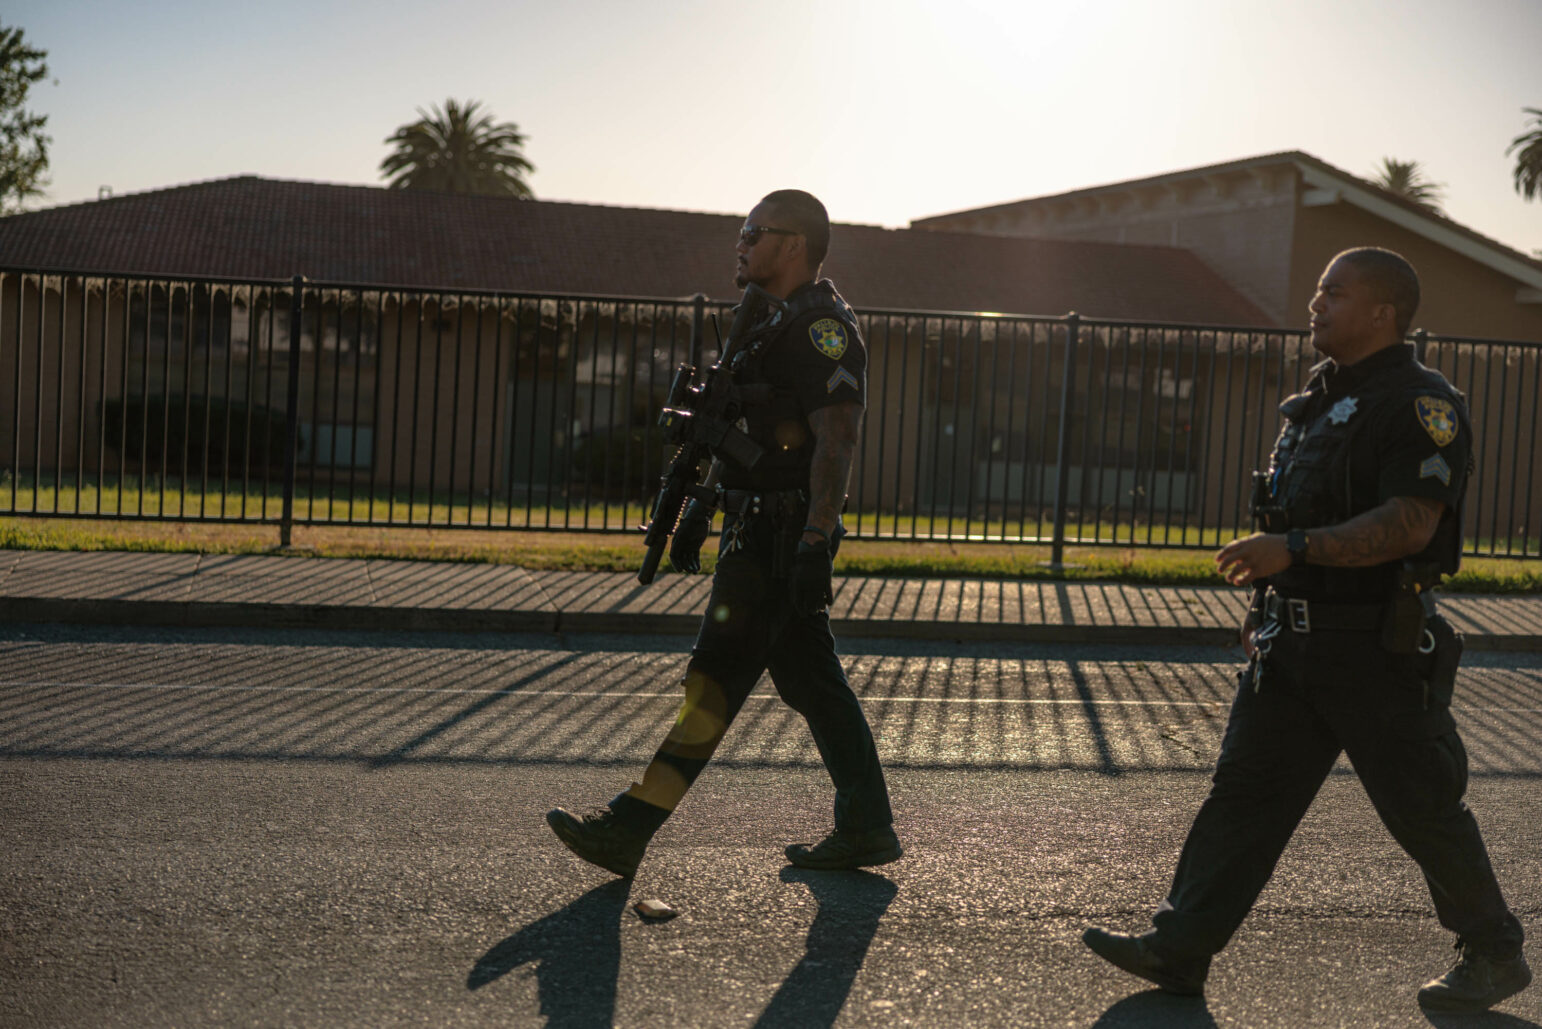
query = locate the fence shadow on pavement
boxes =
[1,628,1539,780]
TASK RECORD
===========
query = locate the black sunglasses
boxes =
[739,225,801,247]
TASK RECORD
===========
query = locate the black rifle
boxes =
[637,283,785,584]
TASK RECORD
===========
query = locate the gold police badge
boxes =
[809,318,847,360]
[1416,396,1458,448]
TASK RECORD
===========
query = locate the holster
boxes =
[769,490,811,579]
[1381,593,1426,654]
[1420,613,1464,710]
[1380,561,1439,654]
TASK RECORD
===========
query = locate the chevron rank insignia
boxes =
[1419,453,1451,485]
[826,365,859,394]
[810,318,848,360]
[1416,396,1458,447]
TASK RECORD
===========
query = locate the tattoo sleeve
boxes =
[805,402,863,533]
[1309,496,1443,567]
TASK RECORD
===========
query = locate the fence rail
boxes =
[3,266,1540,560]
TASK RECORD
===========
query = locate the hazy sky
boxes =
[13,0,1542,256]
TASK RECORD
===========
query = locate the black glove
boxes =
[669,499,713,573]
[789,539,834,615]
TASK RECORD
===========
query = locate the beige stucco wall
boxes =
[920,168,1301,327]
[1289,203,1542,342]
[0,276,122,486]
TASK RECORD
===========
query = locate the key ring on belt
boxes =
[1252,619,1281,660]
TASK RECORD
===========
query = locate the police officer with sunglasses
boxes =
[547,190,901,877]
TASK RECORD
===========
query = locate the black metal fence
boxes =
[3,267,1540,560]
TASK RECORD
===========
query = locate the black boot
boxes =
[1082,927,1209,996]
[1418,939,1532,1012]
[546,806,650,877]
[785,826,903,870]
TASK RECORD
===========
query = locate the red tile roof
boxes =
[0,175,1272,325]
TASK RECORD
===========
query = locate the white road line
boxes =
[2,679,1539,711]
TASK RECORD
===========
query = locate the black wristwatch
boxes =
[1285,528,1310,568]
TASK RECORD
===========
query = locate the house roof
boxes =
[0,175,1272,324]
[913,150,1542,297]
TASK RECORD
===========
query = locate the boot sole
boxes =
[1418,972,1532,1013]
[786,843,904,870]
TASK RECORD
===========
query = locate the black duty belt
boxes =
[718,488,807,516]
[1263,591,1386,634]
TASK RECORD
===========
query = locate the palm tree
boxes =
[1507,107,1542,202]
[1369,158,1445,214]
[380,99,534,198]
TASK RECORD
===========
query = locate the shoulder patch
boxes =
[1415,396,1458,448]
[809,318,848,360]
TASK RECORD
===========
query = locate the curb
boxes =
[1,596,1234,645]
[4,596,1536,650]
[0,599,560,636]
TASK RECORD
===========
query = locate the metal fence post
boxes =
[1414,327,1427,364]
[1049,312,1079,569]
[279,275,305,546]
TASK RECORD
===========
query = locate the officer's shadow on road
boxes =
[1091,989,1218,1029]
[467,878,632,1028]
[751,866,899,1029]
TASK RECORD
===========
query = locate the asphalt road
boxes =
[2,624,1539,1028]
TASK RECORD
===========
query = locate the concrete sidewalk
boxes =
[2,548,1540,649]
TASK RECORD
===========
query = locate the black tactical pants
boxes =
[1151,612,1524,959]
[623,507,894,833]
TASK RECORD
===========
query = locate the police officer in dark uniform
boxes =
[1083,248,1529,1013]
[546,189,901,877]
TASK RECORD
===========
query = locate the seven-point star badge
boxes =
[1327,397,1358,425]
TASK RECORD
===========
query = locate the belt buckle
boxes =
[1287,598,1311,633]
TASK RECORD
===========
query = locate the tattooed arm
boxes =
[1307,496,1443,566]
[1216,496,1444,586]
[802,401,863,546]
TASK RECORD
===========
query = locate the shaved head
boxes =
[1333,247,1421,338]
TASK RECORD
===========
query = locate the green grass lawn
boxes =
[3,513,1538,593]
[4,477,1237,542]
